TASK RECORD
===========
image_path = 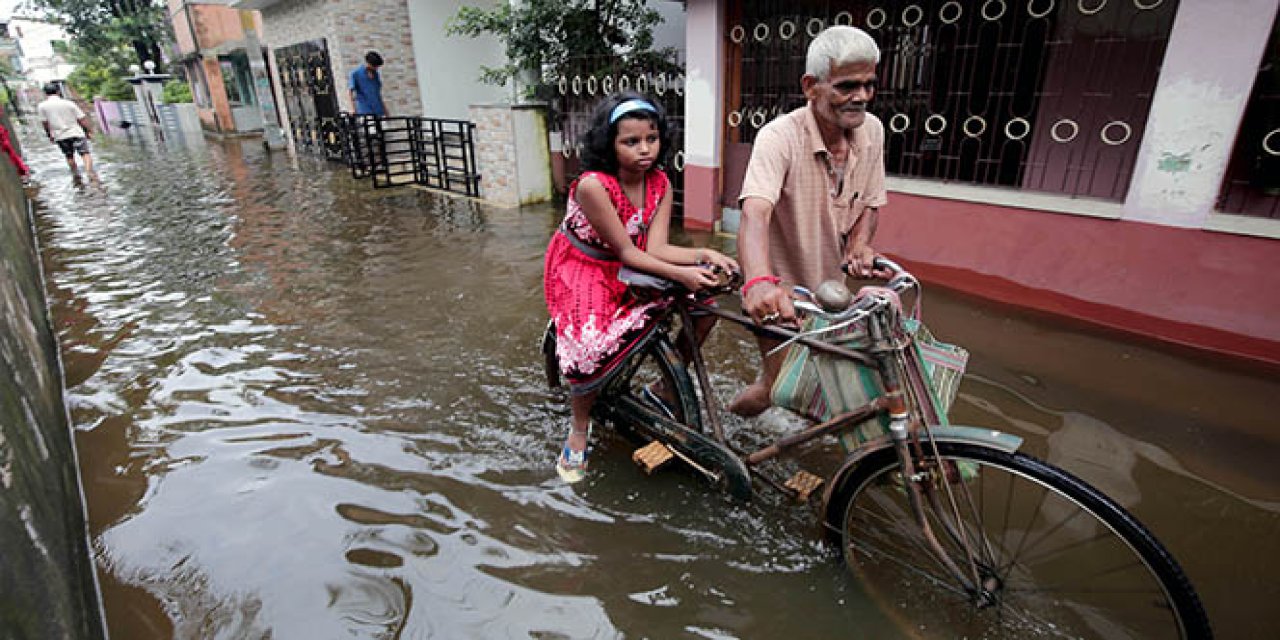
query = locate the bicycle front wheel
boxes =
[835,441,1210,639]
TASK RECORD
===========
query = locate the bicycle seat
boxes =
[617,265,742,297]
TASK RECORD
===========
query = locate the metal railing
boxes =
[309,113,481,197]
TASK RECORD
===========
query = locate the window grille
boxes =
[548,55,687,214]
[1217,15,1280,219]
[727,0,1179,202]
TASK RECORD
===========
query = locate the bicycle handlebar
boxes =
[793,257,918,323]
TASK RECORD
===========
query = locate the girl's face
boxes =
[613,117,660,174]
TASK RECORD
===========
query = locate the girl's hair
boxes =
[578,91,673,174]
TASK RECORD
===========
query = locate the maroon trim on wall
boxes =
[877,193,1280,366]
[684,164,720,230]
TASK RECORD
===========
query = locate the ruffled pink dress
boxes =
[544,170,670,393]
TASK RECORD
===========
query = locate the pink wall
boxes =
[878,193,1280,365]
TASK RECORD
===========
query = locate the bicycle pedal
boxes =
[784,470,825,502]
[633,441,675,475]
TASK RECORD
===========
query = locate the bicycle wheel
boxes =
[832,441,1210,639]
[599,330,702,434]
[595,331,753,500]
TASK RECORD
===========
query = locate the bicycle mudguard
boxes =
[818,425,1023,530]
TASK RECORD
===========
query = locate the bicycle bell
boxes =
[814,280,852,312]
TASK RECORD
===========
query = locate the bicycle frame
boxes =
[675,276,1025,598]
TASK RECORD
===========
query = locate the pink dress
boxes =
[544,170,671,393]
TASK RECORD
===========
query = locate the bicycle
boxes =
[540,257,1211,638]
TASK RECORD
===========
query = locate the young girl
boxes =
[544,93,738,483]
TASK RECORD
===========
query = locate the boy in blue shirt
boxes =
[348,51,386,116]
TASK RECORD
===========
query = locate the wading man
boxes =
[729,25,889,417]
[38,83,95,174]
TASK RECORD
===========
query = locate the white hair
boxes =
[805,26,881,80]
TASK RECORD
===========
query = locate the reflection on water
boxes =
[23,126,1279,638]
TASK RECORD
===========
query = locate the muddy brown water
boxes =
[22,130,1279,638]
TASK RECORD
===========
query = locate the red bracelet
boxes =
[741,274,781,297]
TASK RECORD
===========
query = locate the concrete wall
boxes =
[406,0,508,120]
[472,103,552,206]
[0,118,105,638]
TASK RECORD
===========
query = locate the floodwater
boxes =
[21,126,1279,639]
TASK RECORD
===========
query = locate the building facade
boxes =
[680,0,1280,364]
[169,0,283,135]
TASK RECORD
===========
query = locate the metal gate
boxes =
[274,39,339,153]
[723,0,1179,203]
[334,114,481,196]
[549,55,687,214]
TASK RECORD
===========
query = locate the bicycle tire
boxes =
[831,441,1211,639]
[599,331,703,435]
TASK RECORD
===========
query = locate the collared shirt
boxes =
[348,64,385,116]
[738,105,888,289]
[38,96,87,141]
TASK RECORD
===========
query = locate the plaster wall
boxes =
[0,115,105,638]
[682,0,725,228]
[406,0,507,120]
[1124,0,1280,227]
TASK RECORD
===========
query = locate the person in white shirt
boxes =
[37,83,94,173]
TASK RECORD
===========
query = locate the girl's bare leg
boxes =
[565,390,596,453]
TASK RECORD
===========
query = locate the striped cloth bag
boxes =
[770,315,968,452]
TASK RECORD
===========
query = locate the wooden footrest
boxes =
[784,470,825,502]
[633,441,675,475]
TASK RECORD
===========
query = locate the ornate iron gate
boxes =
[724,0,1179,203]
[549,55,687,214]
[274,39,340,153]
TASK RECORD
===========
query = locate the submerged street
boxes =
[21,126,1280,638]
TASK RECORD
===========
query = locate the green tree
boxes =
[161,78,192,103]
[64,42,135,100]
[28,0,171,69]
[446,0,677,90]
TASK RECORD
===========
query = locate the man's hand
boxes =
[743,281,797,328]
[843,243,876,278]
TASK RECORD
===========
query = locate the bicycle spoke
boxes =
[1015,529,1132,569]
[847,537,969,599]
[839,444,1205,638]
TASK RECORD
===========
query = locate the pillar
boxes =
[1123,0,1280,227]
[683,0,726,230]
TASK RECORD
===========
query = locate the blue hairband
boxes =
[609,99,658,124]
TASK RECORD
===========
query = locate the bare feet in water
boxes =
[727,381,772,417]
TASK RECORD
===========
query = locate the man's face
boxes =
[803,61,877,132]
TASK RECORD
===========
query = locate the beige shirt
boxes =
[38,96,87,141]
[738,105,888,289]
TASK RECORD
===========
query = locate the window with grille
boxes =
[726,0,1179,202]
[1217,14,1280,219]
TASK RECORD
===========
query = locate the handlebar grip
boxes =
[841,256,904,276]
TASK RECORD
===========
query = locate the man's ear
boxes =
[801,74,818,101]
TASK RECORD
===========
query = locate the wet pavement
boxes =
[20,124,1280,638]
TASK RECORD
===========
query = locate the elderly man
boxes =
[729,25,889,417]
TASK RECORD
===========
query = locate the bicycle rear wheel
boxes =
[599,330,702,434]
[595,331,753,500]
[833,441,1210,639]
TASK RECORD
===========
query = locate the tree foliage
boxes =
[161,78,192,103]
[64,41,135,100]
[26,0,170,68]
[446,0,678,89]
